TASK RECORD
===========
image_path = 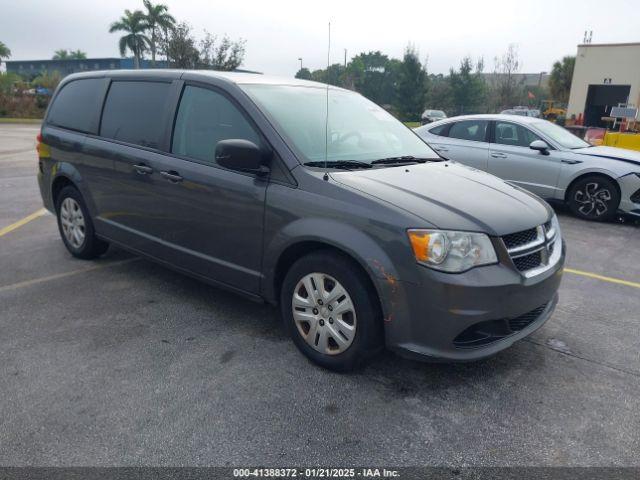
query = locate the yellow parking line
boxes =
[0,208,47,237]
[564,268,640,289]
[0,258,139,293]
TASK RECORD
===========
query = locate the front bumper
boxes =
[618,173,640,218]
[383,241,565,361]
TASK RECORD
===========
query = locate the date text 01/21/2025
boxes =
[232,468,400,478]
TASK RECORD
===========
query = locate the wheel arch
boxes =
[49,162,96,216]
[263,219,406,324]
[272,241,382,309]
[563,171,621,204]
[51,175,77,211]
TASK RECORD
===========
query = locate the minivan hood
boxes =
[331,162,550,236]
[572,146,640,166]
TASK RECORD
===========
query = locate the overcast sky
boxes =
[2,0,639,76]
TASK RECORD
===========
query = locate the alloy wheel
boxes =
[60,197,86,249]
[574,182,612,217]
[291,273,357,355]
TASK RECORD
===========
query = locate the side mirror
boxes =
[529,140,550,155]
[215,139,270,176]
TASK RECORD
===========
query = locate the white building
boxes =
[567,42,640,127]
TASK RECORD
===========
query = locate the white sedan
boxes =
[415,114,640,221]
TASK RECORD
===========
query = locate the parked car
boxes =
[415,114,640,221]
[38,72,564,371]
[421,109,447,124]
[500,108,533,117]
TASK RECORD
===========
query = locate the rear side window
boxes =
[429,123,449,136]
[172,85,261,164]
[448,120,488,142]
[100,81,171,149]
[47,79,106,133]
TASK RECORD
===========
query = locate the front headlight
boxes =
[407,229,498,273]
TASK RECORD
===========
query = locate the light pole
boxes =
[298,57,303,71]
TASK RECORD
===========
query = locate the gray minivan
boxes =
[37,70,565,371]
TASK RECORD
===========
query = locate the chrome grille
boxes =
[502,228,538,249]
[502,220,561,277]
[513,250,542,272]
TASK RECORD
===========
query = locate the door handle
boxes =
[561,159,583,165]
[160,170,183,183]
[133,164,153,175]
[433,146,449,152]
[491,152,507,158]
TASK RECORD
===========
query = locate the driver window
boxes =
[172,86,262,164]
[494,122,541,148]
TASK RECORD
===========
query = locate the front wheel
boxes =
[567,175,620,222]
[280,251,383,371]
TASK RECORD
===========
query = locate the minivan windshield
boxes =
[533,121,590,149]
[242,84,439,165]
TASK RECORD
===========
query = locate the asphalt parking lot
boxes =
[1,123,639,467]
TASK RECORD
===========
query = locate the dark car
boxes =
[37,70,565,371]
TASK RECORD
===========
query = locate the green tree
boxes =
[425,73,453,113]
[0,41,11,69]
[448,57,487,114]
[53,49,87,60]
[32,70,62,90]
[142,0,175,66]
[549,55,575,104]
[0,72,20,96]
[395,45,427,121]
[350,51,397,106]
[295,67,312,80]
[161,22,199,68]
[199,32,246,71]
[109,10,149,69]
[53,49,70,60]
[341,56,365,91]
[69,49,87,59]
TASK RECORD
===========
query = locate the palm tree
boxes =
[69,49,87,60]
[53,49,87,60]
[142,0,175,66]
[0,41,11,69]
[53,49,70,60]
[109,10,149,69]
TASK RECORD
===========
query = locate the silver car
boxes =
[415,114,640,221]
[421,109,447,124]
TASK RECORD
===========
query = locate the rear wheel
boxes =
[567,175,620,222]
[56,185,109,259]
[280,251,383,371]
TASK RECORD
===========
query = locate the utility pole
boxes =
[344,49,347,68]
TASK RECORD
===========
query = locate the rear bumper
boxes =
[37,158,55,213]
[383,241,565,361]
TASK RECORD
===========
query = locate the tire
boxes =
[567,175,620,222]
[280,250,384,372]
[55,185,109,259]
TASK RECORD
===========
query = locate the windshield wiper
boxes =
[370,156,437,165]
[303,160,372,170]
